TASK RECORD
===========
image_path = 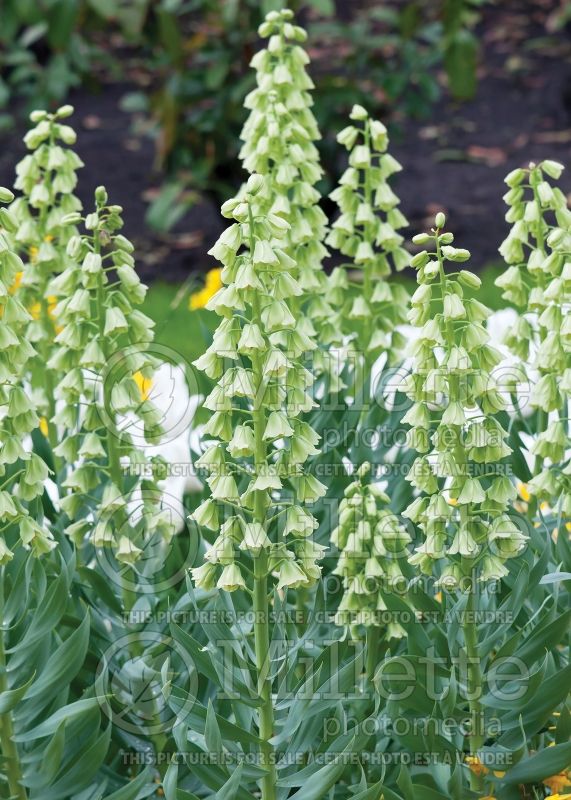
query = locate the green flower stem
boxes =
[250,238,277,799]
[462,577,485,792]
[93,225,137,621]
[365,625,379,682]
[362,123,373,352]
[529,174,548,509]
[94,240,121,488]
[252,553,277,800]
[353,124,375,431]
[36,134,62,477]
[437,230,486,789]
[0,572,27,800]
[92,225,168,769]
[436,232,453,348]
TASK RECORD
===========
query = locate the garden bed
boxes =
[0,0,569,285]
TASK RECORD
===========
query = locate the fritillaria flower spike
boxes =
[496,161,571,517]
[325,105,410,363]
[239,9,329,342]
[331,461,410,639]
[403,213,524,588]
[190,174,326,594]
[0,188,53,559]
[48,187,173,560]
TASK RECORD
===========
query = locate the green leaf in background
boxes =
[305,0,335,14]
[444,29,478,100]
[215,764,245,800]
[0,672,35,714]
[104,767,155,799]
[146,181,196,233]
[502,741,571,784]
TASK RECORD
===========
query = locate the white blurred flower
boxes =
[138,363,203,530]
[486,309,537,418]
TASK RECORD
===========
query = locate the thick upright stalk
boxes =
[95,241,122,488]
[365,625,379,683]
[462,580,484,792]
[0,573,27,800]
[38,286,60,476]
[38,128,62,476]
[250,286,277,799]
[436,234,485,790]
[356,124,373,426]
[529,176,548,514]
[93,231,136,620]
[92,231,169,769]
[252,552,277,800]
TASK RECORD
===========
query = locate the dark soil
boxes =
[0,0,570,282]
[392,0,571,268]
[0,81,226,285]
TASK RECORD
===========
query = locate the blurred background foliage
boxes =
[0,0,488,230]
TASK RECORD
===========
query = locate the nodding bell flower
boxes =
[10,107,83,428]
[325,106,410,367]
[331,462,410,636]
[239,8,328,326]
[49,187,174,558]
[0,188,54,557]
[404,215,525,587]
[496,161,571,515]
[190,173,324,594]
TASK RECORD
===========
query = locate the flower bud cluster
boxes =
[0,189,54,560]
[10,107,83,419]
[403,216,525,587]
[190,175,326,593]
[325,105,410,362]
[239,9,328,320]
[495,161,571,514]
[331,462,410,638]
[48,188,173,560]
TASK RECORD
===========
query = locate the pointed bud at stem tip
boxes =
[435,211,446,228]
[95,186,108,205]
[56,104,74,118]
[29,109,48,123]
[412,233,433,245]
[350,104,368,120]
[0,187,14,203]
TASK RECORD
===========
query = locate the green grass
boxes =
[142,282,216,365]
[143,262,506,366]
[474,263,505,310]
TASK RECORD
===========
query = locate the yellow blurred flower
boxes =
[189,268,222,310]
[544,771,571,793]
[30,234,53,264]
[29,296,58,322]
[9,271,23,294]
[466,755,488,777]
[517,482,530,503]
[133,371,153,401]
[39,417,49,437]
[548,794,571,800]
